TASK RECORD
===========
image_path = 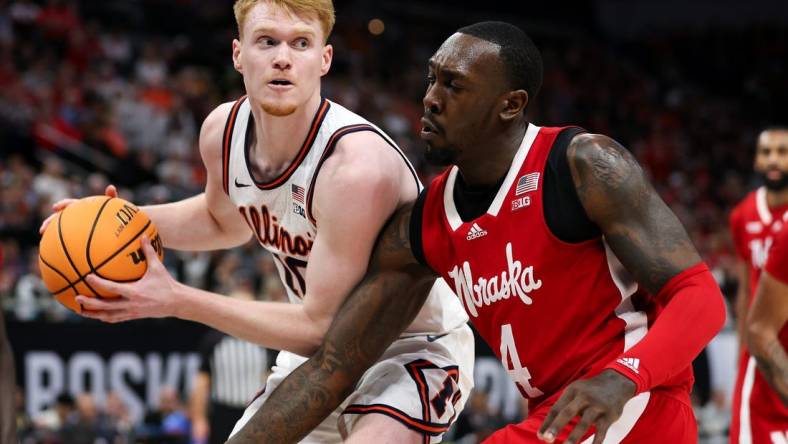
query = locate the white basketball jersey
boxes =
[222,96,468,334]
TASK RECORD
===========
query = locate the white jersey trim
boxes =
[738,356,757,444]
[756,187,773,225]
[604,240,648,352]
[442,124,541,231]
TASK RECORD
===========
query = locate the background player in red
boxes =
[730,128,788,444]
[227,21,726,444]
[747,224,788,443]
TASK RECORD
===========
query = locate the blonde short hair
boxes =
[233,0,335,42]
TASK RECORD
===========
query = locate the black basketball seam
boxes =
[86,197,113,283]
[86,197,131,284]
[49,219,153,295]
[57,207,102,298]
[38,253,77,295]
[50,275,143,296]
[92,220,153,274]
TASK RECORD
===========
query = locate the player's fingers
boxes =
[52,198,77,211]
[81,309,131,323]
[591,417,613,444]
[75,295,129,312]
[539,398,584,443]
[85,274,129,297]
[564,408,599,444]
[140,235,159,261]
[105,184,118,197]
[39,213,58,234]
[538,391,573,440]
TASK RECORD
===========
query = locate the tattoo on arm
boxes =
[754,339,788,405]
[227,203,435,443]
[568,134,701,294]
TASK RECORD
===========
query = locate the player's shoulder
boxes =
[202,100,237,139]
[567,132,628,161]
[311,131,405,221]
[198,100,239,161]
[323,130,403,184]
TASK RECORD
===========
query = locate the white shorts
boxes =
[229,323,475,443]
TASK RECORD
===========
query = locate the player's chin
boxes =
[261,99,298,117]
[424,144,458,166]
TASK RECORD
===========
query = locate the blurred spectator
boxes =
[451,391,506,443]
[135,387,190,444]
[159,388,190,438]
[105,391,133,438]
[59,393,119,444]
[13,247,46,321]
[31,392,74,433]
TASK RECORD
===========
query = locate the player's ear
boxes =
[320,44,333,77]
[232,39,243,74]
[500,90,528,122]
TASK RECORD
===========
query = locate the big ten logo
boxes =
[25,351,200,423]
[114,204,140,237]
[293,202,305,218]
[128,234,164,265]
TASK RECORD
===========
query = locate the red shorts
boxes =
[730,353,788,444]
[483,387,695,444]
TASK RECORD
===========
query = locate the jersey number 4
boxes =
[500,323,543,398]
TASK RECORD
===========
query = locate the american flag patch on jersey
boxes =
[515,173,540,196]
[292,184,305,203]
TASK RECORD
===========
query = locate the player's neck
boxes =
[456,122,529,187]
[766,188,788,208]
[248,93,323,169]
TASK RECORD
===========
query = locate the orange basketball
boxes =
[38,196,163,313]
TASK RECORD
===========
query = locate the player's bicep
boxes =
[568,133,701,294]
[302,161,403,324]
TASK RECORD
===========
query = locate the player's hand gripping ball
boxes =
[38,196,163,313]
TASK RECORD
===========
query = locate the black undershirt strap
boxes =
[410,127,601,268]
[543,127,600,243]
[452,173,507,221]
[449,127,600,243]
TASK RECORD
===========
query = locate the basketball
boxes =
[38,196,164,314]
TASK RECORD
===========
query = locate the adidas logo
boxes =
[617,357,640,374]
[466,223,488,241]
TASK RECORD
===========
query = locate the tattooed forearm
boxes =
[228,271,434,443]
[227,204,434,443]
[753,339,788,406]
[568,133,701,294]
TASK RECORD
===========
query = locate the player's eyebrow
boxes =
[427,60,467,80]
[251,25,316,39]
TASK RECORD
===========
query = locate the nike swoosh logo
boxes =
[426,333,449,342]
[235,178,251,188]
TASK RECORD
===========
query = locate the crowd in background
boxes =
[1,0,786,442]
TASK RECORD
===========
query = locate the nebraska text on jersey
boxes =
[447,242,542,318]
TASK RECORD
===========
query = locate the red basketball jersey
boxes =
[418,125,693,408]
[730,190,788,444]
[766,224,788,284]
[730,188,788,298]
